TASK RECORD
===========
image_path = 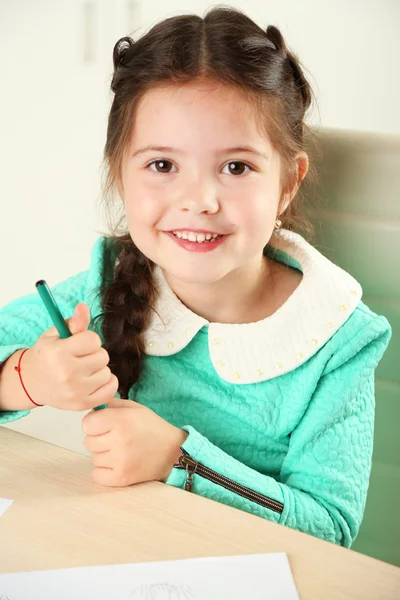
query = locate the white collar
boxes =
[142,228,362,384]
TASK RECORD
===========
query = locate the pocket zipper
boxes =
[174,447,284,514]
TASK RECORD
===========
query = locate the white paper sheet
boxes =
[0,552,299,600]
[0,498,13,518]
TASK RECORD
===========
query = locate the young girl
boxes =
[0,7,392,549]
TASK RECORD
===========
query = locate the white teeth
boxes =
[172,231,222,243]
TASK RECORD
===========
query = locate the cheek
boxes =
[253,191,279,223]
[228,184,279,236]
[123,180,166,227]
[248,170,281,229]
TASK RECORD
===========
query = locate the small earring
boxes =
[274,219,282,230]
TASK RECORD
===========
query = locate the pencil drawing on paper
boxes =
[130,581,197,599]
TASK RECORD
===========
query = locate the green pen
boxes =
[35,279,107,411]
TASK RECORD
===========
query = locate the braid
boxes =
[92,234,157,400]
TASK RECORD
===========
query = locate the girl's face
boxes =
[120,80,288,285]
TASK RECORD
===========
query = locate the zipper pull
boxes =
[177,452,198,493]
[185,471,193,492]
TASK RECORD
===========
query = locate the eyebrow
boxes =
[131,145,269,160]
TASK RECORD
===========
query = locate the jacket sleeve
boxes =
[165,315,392,547]
[0,270,89,424]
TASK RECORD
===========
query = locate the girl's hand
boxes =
[21,302,119,411]
[82,398,188,486]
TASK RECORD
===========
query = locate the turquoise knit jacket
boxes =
[0,236,392,548]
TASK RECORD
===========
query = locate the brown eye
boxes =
[148,160,176,173]
[222,161,251,175]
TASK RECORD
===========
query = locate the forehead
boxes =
[130,80,272,148]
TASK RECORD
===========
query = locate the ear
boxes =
[289,152,309,199]
[280,152,309,213]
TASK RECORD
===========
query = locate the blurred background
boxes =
[0,0,399,567]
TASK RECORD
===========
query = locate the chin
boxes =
[160,263,227,286]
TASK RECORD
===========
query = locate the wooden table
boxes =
[1,428,399,599]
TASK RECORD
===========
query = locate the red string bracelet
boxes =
[14,348,44,407]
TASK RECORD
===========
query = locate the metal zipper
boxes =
[174,447,284,514]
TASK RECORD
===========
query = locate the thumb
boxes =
[67,302,91,335]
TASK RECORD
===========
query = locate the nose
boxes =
[177,182,220,215]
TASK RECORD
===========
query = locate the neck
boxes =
[163,255,276,324]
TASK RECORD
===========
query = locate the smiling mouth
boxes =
[170,231,224,243]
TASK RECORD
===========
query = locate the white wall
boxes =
[0,0,398,452]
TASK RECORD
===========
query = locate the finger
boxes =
[91,451,113,468]
[92,467,132,487]
[81,347,111,375]
[82,410,112,436]
[84,432,111,453]
[67,329,102,357]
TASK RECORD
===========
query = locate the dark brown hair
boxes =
[92,6,318,399]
